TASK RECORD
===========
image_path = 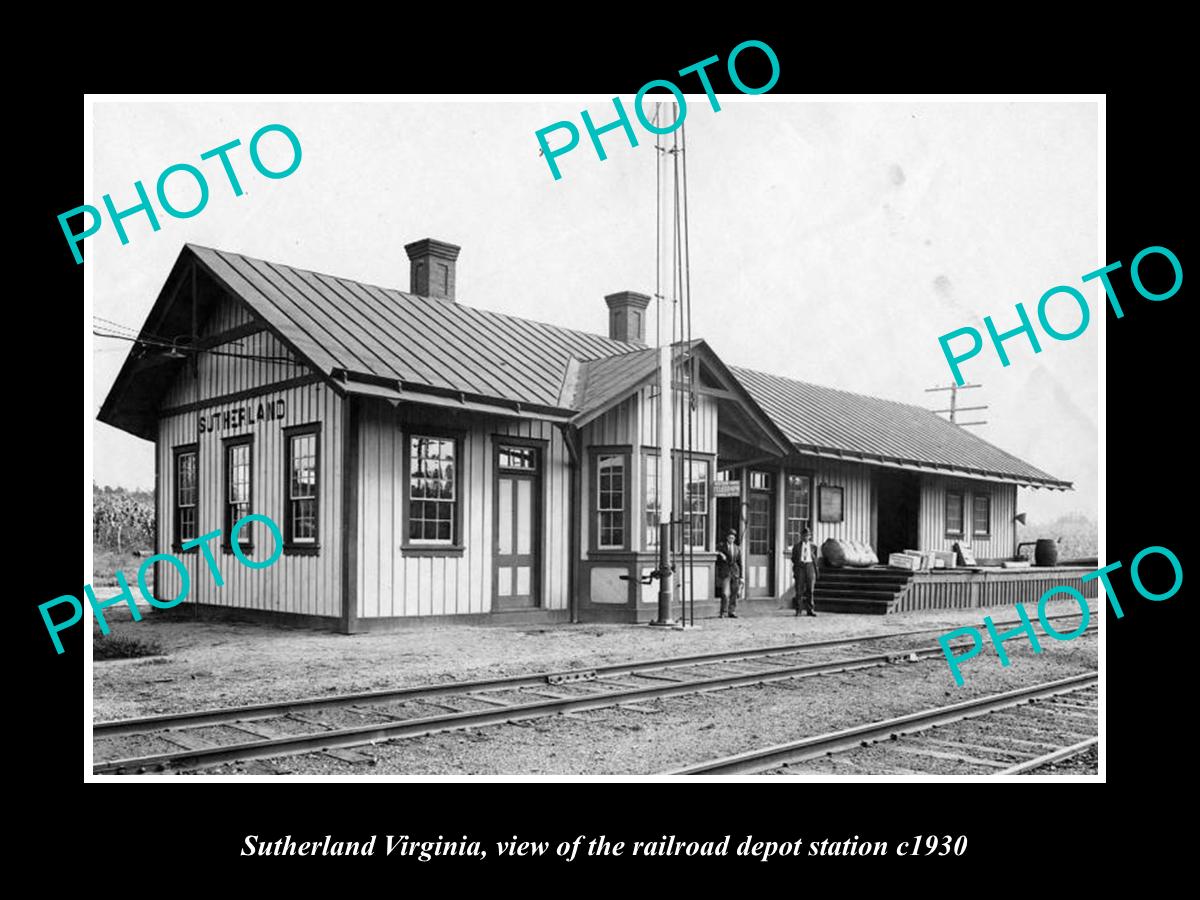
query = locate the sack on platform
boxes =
[848,540,879,566]
[820,538,846,567]
[821,538,878,568]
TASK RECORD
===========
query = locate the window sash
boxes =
[287,430,320,545]
[748,493,771,556]
[409,436,457,544]
[642,454,708,550]
[785,474,811,550]
[684,458,709,550]
[596,454,625,549]
[643,453,660,549]
[176,450,198,544]
[972,494,990,537]
[498,446,537,471]
[226,442,252,545]
[945,491,965,536]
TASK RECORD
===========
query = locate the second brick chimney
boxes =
[604,291,650,343]
[405,238,461,301]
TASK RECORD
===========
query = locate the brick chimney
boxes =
[405,238,461,300]
[604,291,650,343]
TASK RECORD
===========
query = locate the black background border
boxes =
[20,27,1189,882]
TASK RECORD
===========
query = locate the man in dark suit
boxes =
[791,525,820,617]
[715,529,742,618]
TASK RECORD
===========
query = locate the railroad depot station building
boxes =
[100,241,1096,632]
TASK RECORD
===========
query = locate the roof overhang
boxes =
[788,443,1073,490]
[335,369,574,423]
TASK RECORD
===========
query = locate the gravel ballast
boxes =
[91,599,1101,776]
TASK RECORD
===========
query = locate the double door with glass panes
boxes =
[494,445,541,609]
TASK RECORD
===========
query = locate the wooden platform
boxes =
[814,565,1098,615]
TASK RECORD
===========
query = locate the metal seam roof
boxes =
[189,245,644,409]
[121,245,1069,489]
[730,365,1070,488]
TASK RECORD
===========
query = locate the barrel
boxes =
[1034,538,1059,567]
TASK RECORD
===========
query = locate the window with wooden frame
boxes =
[595,452,627,550]
[945,490,965,538]
[641,452,709,551]
[284,424,320,552]
[785,473,812,551]
[747,490,771,556]
[497,445,536,471]
[683,457,710,551]
[818,483,844,523]
[173,444,199,550]
[223,435,253,551]
[643,451,660,549]
[408,435,458,544]
[972,492,991,538]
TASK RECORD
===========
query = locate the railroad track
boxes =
[93,615,1096,775]
[666,672,1099,776]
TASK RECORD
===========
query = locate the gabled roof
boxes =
[99,245,649,437]
[568,341,793,457]
[731,366,1071,489]
[187,244,643,409]
[98,245,1071,491]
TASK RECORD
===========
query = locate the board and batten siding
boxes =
[156,380,343,618]
[354,401,572,618]
[638,385,719,454]
[578,387,721,560]
[159,296,306,410]
[918,477,1017,560]
[771,456,874,598]
[770,457,875,556]
[805,458,874,547]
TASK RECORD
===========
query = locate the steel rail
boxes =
[93,639,994,774]
[93,611,1095,738]
[993,736,1099,775]
[664,671,1099,775]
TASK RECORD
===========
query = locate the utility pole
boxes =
[925,382,988,427]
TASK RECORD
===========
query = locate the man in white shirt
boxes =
[790,525,819,617]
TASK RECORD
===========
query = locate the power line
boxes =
[93,315,141,336]
[92,329,299,365]
[92,316,201,348]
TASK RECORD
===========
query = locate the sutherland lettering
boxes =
[199,398,286,435]
[243,835,377,857]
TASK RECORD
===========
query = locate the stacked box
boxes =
[931,550,957,570]
[888,552,922,571]
[903,549,939,570]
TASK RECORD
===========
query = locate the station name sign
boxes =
[712,481,741,498]
[199,397,287,435]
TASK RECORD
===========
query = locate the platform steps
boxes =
[813,566,914,615]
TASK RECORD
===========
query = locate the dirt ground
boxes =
[92,597,1097,722]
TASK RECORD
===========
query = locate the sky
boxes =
[90,99,1099,525]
